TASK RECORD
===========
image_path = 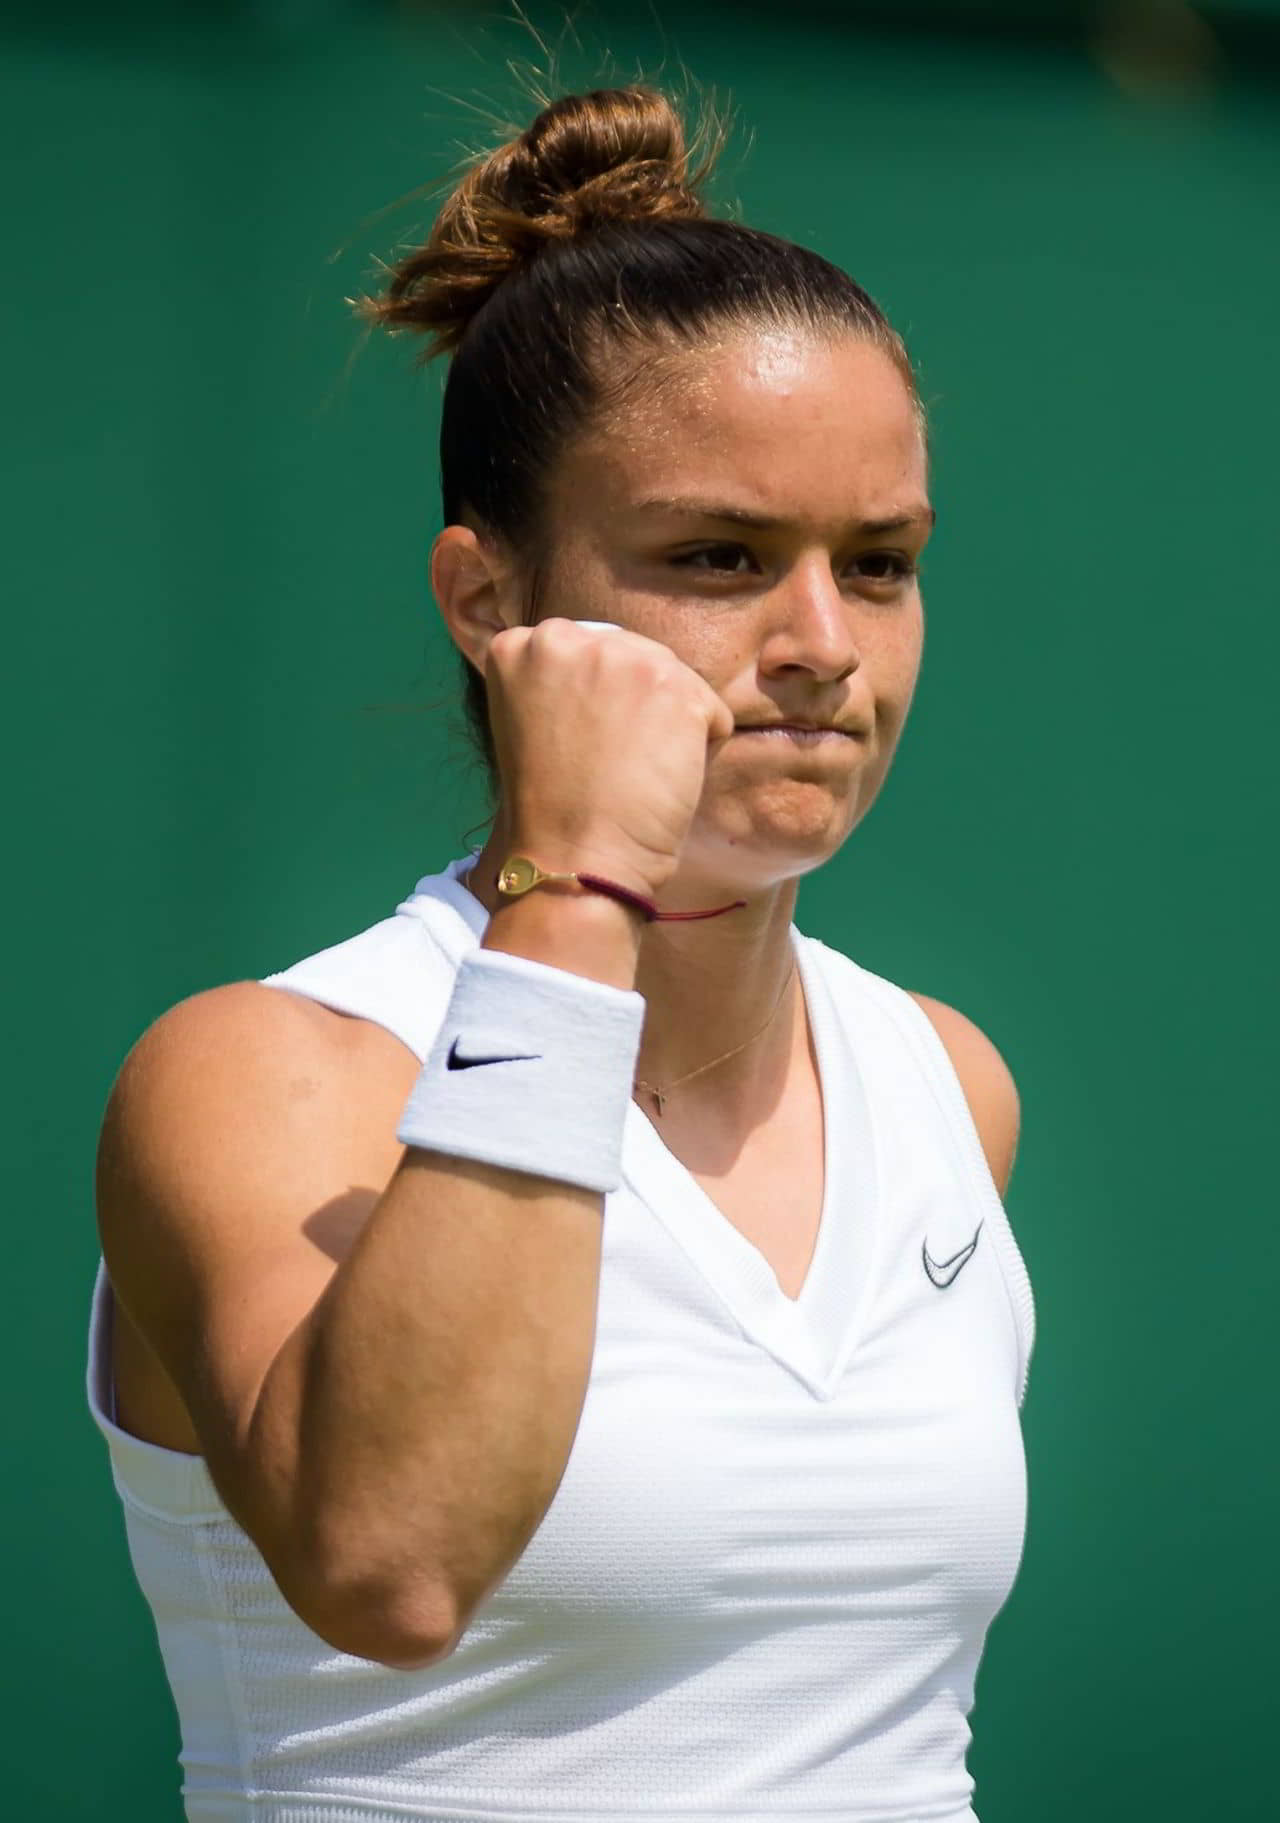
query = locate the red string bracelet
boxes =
[576,871,746,922]
[495,854,746,923]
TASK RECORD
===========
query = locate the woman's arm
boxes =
[95,887,642,1672]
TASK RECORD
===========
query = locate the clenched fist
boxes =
[484,617,735,899]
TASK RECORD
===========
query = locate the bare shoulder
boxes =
[95,980,420,1455]
[97,980,417,1255]
[905,992,1021,1199]
[101,974,419,1145]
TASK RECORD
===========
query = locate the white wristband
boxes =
[396,947,646,1195]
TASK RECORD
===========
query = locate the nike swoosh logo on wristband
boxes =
[446,1037,543,1071]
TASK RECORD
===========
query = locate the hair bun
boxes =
[360,86,715,356]
[491,85,705,229]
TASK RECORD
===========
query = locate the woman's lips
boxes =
[734,724,856,743]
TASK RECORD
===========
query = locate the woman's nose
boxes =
[762,562,861,682]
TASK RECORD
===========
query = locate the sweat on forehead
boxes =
[588,319,877,424]
[570,329,926,498]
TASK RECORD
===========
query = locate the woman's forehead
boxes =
[560,328,927,527]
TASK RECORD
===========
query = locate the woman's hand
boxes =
[483,617,735,898]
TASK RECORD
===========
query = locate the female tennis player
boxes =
[89,84,1035,1823]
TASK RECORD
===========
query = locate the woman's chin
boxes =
[687,805,856,888]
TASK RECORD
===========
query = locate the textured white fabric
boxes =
[86,853,1036,1823]
[396,944,645,1193]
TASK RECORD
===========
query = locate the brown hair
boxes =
[357,85,922,791]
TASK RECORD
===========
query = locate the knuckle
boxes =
[531,616,575,643]
[486,626,527,664]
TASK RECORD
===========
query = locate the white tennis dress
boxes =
[86,853,1036,1823]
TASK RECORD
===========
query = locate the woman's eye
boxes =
[671,543,757,575]
[853,551,916,583]
[666,545,916,583]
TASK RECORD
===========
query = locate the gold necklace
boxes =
[633,961,798,1118]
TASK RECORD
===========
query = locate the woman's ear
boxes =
[430,525,520,672]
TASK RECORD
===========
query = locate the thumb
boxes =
[578,621,733,741]
[703,687,736,745]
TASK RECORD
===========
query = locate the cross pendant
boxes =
[649,1086,666,1117]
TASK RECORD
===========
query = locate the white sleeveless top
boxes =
[86,855,1036,1823]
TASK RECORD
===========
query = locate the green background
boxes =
[6,1,1276,1816]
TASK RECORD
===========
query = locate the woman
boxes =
[90,85,1035,1823]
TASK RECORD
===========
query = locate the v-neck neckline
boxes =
[415,858,884,1400]
[620,932,883,1401]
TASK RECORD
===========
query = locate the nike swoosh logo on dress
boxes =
[922,1221,984,1288]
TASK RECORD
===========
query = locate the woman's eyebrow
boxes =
[631,495,935,535]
